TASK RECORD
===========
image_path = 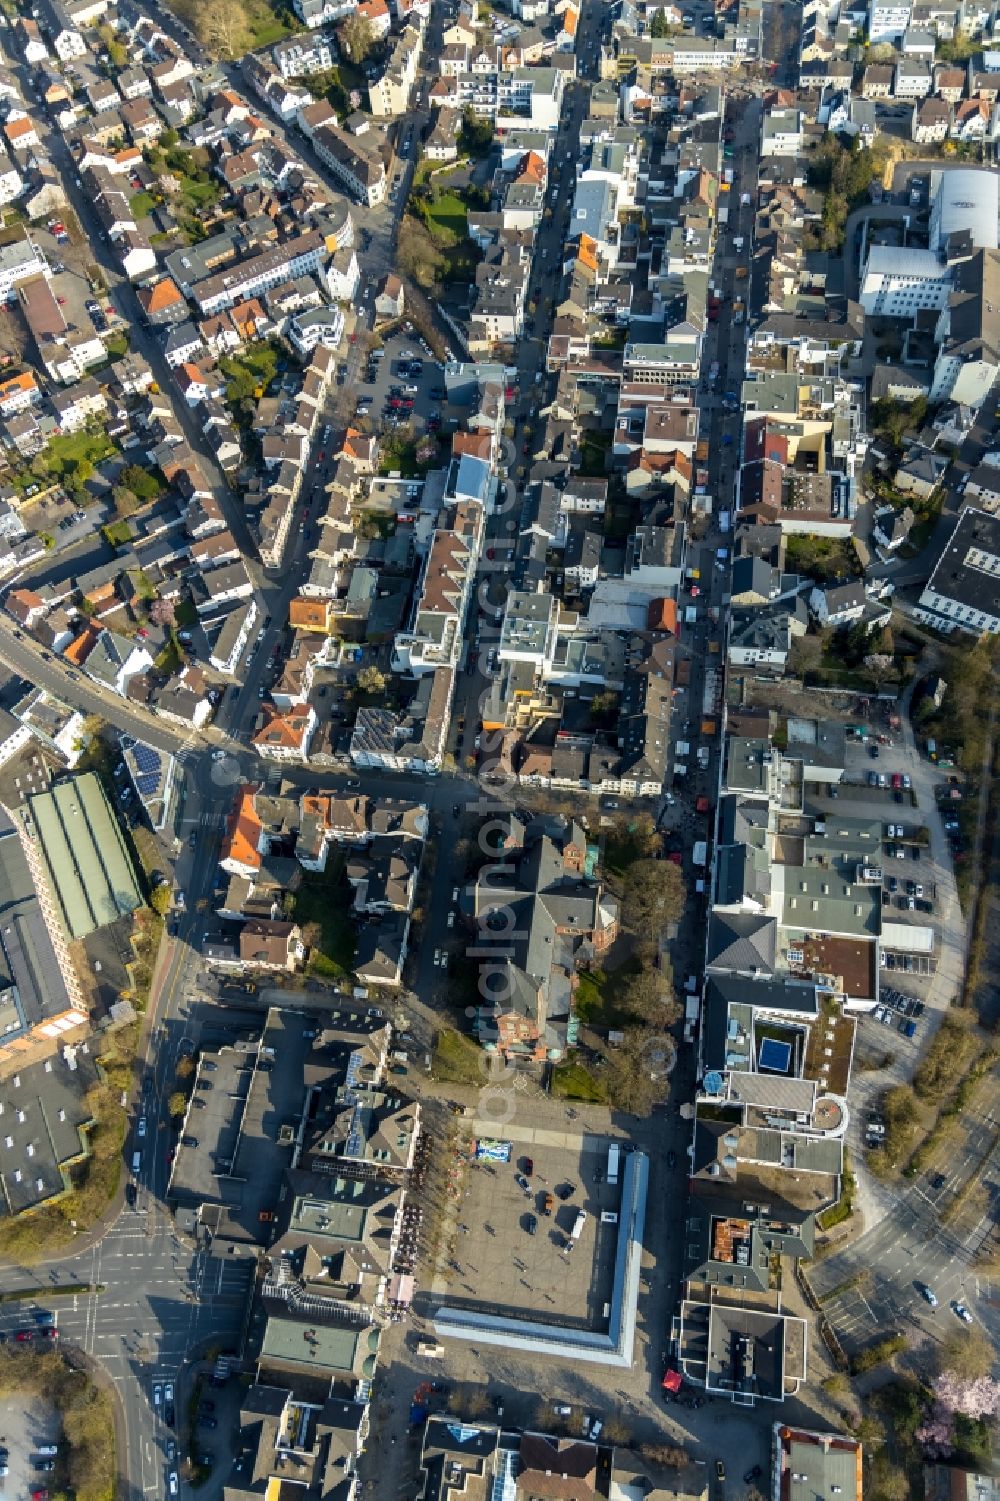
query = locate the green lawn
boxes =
[785,532,861,584]
[425,192,469,243]
[290,856,357,979]
[39,428,115,480]
[179,176,220,210]
[102,519,132,548]
[573,961,637,1028]
[551,1060,608,1103]
[378,434,439,478]
[130,190,156,218]
[574,969,609,1022]
[221,342,281,405]
[154,638,181,675]
[244,0,298,48]
[431,1027,484,1087]
[247,13,294,44]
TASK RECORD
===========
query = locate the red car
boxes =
[32,1489,48,1500]
[317,451,325,462]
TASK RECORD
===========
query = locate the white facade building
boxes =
[859,245,953,316]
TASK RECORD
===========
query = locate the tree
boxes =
[604,1027,674,1116]
[589,690,618,724]
[650,8,675,34]
[149,883,173,917]
[167,1091,187,1118]
[149,597,176,628]
[868,1461,909,1501]
[601,1412,631,1445]
[398,216,447,290]
[175,0,251,57]
[73,458,94,487]
[641,1444,688,1468]
[120,464,161,502]
[339,12,376,59]
[620,858,685,934]
[98,23,128,68]
[175,1054,195,1080]
[864,654,895,687]
[112,484,139,517]
[458,109,494,158]
[855,1415,886,1450]
[619,967,682,1029]
[609,811,658,861]
[939,1326,993,1385]
[357,665,386,695]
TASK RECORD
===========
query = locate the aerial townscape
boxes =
[0,0,998,1495]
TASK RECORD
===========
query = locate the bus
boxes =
[607,1142,620,1186]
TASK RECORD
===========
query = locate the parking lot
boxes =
[0,1383,60,1501]
[355,329,448,437]
[439,1137,623,1327]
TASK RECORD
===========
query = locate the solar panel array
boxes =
[131,742,161,799]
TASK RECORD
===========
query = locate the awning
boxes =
[389,1273,414,1305]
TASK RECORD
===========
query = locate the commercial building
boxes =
[0,816,88,1055]
[916,507,1000,635]
[28,773,144,940]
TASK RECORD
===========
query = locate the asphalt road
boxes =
[0,1222,254,1500]
[807,1091,1000,1360]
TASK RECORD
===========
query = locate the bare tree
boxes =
[339,13,376,58]
[642,1443,688,1467]
[619,967,682,1029]
[175,0,250,56]
[620,859,685,933]
[938,1325,993,1383]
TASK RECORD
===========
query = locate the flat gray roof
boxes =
[29,773,143,939]
[433,1150,648,1367]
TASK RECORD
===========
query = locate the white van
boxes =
[132,1152,141,1173]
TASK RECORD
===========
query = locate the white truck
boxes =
[571,1209,588,1240]
[692,840,708,866]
